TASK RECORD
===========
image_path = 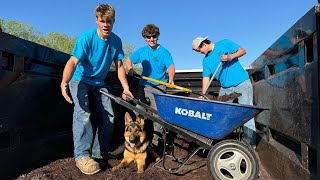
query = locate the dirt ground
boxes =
[15,135,212,180]
[15,136,272,180]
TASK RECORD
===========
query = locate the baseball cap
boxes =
[192,36,208,50]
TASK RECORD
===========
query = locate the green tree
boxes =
[40,32,76,54]
[122,43,142,74]
[0,19,76,54]
[0,19,42,42]
[109,43,142,73]
[0,19,3,31]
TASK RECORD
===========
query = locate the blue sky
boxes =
[0,0,316,70]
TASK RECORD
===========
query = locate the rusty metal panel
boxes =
[250,7,318,145]
[249,5,319,180]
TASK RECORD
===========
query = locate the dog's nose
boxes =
[129,136,135,142]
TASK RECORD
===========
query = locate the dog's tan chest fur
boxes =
[111,112,160,173]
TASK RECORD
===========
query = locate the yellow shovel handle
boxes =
[141,76,191,92]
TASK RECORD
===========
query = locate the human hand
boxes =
[128,68,139,77]
[221,54,231,62]
[197,95,205,99]
[166,79,175,88]
[219,52,229,62]
[61,82,73,104]
[197,93,209,100]
[122,89,133,101]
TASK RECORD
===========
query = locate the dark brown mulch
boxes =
[183,92,242,102]
[211,92,242,102]
[16,137,211,180]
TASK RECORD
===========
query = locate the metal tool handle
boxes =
[136,75,209,99]
[141,76,192,92]
[203,61,222,94]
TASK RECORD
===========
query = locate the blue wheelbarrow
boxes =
[100,90,267,180]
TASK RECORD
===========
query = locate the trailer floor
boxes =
[16,138,272,180]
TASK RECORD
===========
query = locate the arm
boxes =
[221,47,246,62]
[167,64,175,84]
[202,77,210,94]
[60,56,79,104]
[117,60,133,100]
[125,57,133,70]
[125,57,138,76]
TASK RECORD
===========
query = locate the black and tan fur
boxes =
[112,112,160,173]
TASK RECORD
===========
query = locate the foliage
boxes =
[123,43,142,74]
[41,33,76,54]
[0,18,76,54]
[110,42,142,74]
[0,19,42,43]
[0,19,3,31]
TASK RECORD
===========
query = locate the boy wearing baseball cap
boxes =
[192,36,256,149]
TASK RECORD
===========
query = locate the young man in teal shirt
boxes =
[192,36,256,149]
[126,24,175,149]
[60,4,132,175]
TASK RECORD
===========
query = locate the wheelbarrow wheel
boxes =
[207,140,259,180]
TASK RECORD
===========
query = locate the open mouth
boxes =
[102,28,109,34]
[130,143,135,148]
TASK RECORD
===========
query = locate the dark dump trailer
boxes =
[0,31,75,179]
[248,3,320,180]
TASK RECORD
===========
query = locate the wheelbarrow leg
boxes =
[153,129,205,174]
[153,128,175,170]
[170,146,204,173]
[153,145,204,173]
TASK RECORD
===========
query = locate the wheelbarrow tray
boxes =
[153,93,265,140]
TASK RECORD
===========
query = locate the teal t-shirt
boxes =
[202,39,249,88]
[71,28,124,86]
[129,45,174,86]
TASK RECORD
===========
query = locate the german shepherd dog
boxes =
[112,112,160,173]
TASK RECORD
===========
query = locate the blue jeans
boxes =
[69,80,114,160]
[135,85,166,147]
[219,79,256,148]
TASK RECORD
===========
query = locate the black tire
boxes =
[207,140,259,180]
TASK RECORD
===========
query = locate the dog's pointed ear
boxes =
[125,112,133,126]
[136,115,145,127]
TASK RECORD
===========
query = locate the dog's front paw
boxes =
[137,169,144,174]
[111,166,119,172]
[155,157,160,162]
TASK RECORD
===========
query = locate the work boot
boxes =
[76,156,100,175]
